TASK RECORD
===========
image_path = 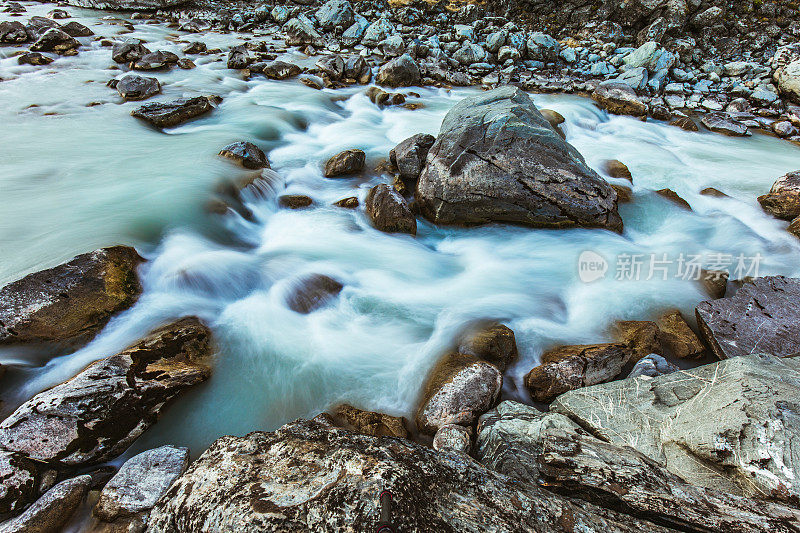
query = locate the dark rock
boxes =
[112,40,150,63]
[278,195,313,209]
[696,276,800,360]
[60,21,93,37]
[376,54,420,88]
[343,55,370,84]
[701,112,750,136]
[333,196,358,208]
[0,450,40,514]
[788,216,800,239]
[131,96,214,128]
[261,60,301,80]
[592,81,648,117]
[415,352,502,435]
[323,149,365,178]
[700,187,728,197]
[46,0,186,9]
[758,170,800,220]
[603,159,632,182]
[177,58,195,69]
[656,188,691,209]
[132,50,178,70]
[416,87,622,232]
[330,404,408,439]
[25,16,59,38]
[218,141,268,169]
[670,116,698,131]
[17,52,53,65]
[315,0,354,31]
[524,343,632,402]
[611,184,632,203]
[285,274,343,314]
[0,476,91,533]
[116,74,160,100]
[182,41,205,54]
[432,424,472,453]
[30,28,79,55]
[0,318,212,467]
[365,86,405,107]
[457,323,518,372]
[0,21,29,43]
[700,269,728,299]
[315,54,344,80]
[226,46,249,70]
[0,246,142,350]
[284,17,323,47]
[389,133,435,181]
[365,184,416,235]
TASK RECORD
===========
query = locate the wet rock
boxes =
[389,133,434,182]
[176,58,194,69]
[365,86,405,107]
[112,40,150,63]
[417,87,622,232]
[700,269,728,299]
[323,149,365,178]
[94,446,188,526]
[788,216,800,239]
[133,50,178,70]
[364,183,416,235]
[0,246,142,350]
[0,21,29,43]
[696,275,800,360]
[286,274,343,314]
[131,96,214,128]
[51,0,186,9]
[592,81,648,117]
[182,41,205,54]
[218,141,268,169]
[758,170,800,220]
[539,108,564,128]
[457,323,518,372]
[432,424,471,453]
[376,54,420,88]
[524,343,631,403]
[552,353,800,502]
[670,116,698,131]
[146,418,670,532]
[611,320,662,358]
[333,196,358,208]
[628,353,679,378]
[226,46,249,70]
[0,318,212,467]
[261,60,301,80]
[343,55,370,84]
[415,352,502,435]
[25,16,59,38]
[60,21,93,37]
[116,74,160,101]
[316,54,344,80]
[656,309,704,359]
[700,187,728,197]
[603,159,632,182]
[0,476,91,533]
[18,52,53,66]
[278,194,313,209]
[315,0,354,31]
[284,17,323,48]
[331,404,408,439]
[0,450,40,514]
[701,112,750,137]
[656,188,691,209]
[30,28,78,55]
[611,184,632,203]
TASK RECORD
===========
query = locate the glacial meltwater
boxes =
[2,2,800,467]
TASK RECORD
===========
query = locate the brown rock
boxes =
[788,216,800,239]
[592,81,648,117]
[365,184,416,235]
[457,323,518,372]
[700,187,728,197]
[331,404,408,439]
[656,309,704,359]
[285,274,343,314]
[278,195,313,209]
[611,320,662,358]
[612,184,632,203]
[757,170,800,220]
[323,149,365,178]
[700,269,728,299]
[333,196,358,208]
[603,159,633,182]
[217,141,268,169]
[656,188,691,209]
[669,116,698,131]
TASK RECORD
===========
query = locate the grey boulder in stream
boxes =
[416,86,622,232]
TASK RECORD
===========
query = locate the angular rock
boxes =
[146,419,673,532]
[343,55,370,84]
[218,141,268,169]
[656,309,704,359]
[0,246,142,350]
[316,55,344,80]
[457,323,518,372]
[315,0,354,31]
[323,149,365,178]
[628,353,679,378]
[285,274,343,314]
[133,50,178,71]
[670,116,698,131]
[331,404,408,439]
[592,81,648,117]
[552,353,800,501]
[415,352,502,435]
[131,96,214,128]
[375,54,420,88]
[432,424,471,453]
[0,318,212,467]
[696,276,800,360]
[116,74,160,101]
[25,16,59,39]
[603,159,632,182]
[758,171,800,220]
[656,188,691,209]
[389,133,434,182]
[60,21,93,37]
[30,28,78,54]
[48,0,185,10]
[701,112,750,137]
[0,450,40,514]
[364,184,416,235]
[17,52,54,66]
[0,476,91,533]
[700,269,728,299]
[361,18,394,47]
[611,320,662,358]
[226,46,249,70]
[0,21,29,43]
[416,87,622,231]
[261,60,301,80]
[524,343,631,403]
[284,17,323,47]
[111,40,150,63]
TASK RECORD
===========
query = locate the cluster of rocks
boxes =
[0,12,93,65]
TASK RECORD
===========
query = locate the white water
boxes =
[2,2,800,458]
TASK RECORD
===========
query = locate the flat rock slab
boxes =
[696,276,800,359]
[131,96,214,129]
[552,353,800,503]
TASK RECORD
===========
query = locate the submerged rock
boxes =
[323,149,365,177]
[218,141,268,169]
[0,475,91,533]
[592,81,648,117]
[0,246,142,350]
[389,133,435,182]
[48,0,186,10]
[0,318,212,467]
[116,74,160,100]
[131,96,215,128]
[364,184,416,235]
[285,274,343,314]
[331,404,408,439]
[18,52,53,66]
[758,170,800,220]
[416,87,622,232]
[278,194,313,209]
[696,276,800,360]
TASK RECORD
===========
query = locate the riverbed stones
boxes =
[60,21,93,37]
[552,353,800,502]
[656,309,704,359]
[331,404,408,439]
[30,28,78,54]
[592,81,648,117]
[701,112,750,136]
[285,274,343,314]
[0,317,212,467]
[758,170,800,220]
[696,275,800,360]
[0,21,29,43]
[432,424,471,453]
[133,50,178,70]
[415,352,502,435]
[112,40,150,63]
[611,320,662,358]
[131,96,215,128]
[116,74,160,100]
[323,149,365,177]
[93,446,189,528]
[389,133,434,182]
[218,141,268,169]
[18,52,53,65]
[457,323,518,372]
[261,60,301,80]
[284,17,323,47]
[670,116,699,131]
[364,183,416,235]
[0,246,142,350]
[146,418,672,532]
[524,343,632,402]
[416,87,622,232]
[375,53,420,88]
[315,0,354,31]
[775,57,800,103]
[51,0,186,9]
[0,475,91,533]
[278,194,313,209]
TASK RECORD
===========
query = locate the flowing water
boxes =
[2,2,800,463]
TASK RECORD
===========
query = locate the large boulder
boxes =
[375,54,420,88]
[389,133,435,181]
[365,184,417,235]
[131,96,215,128]
[592,81,648,117]
[758,171,800,220]
[0,246,143,351]
[416,87,622,231]
[0,475,91,533]
[696,276,800,360]
[146,419,674,532]
[261,60,302,80]
[552,354,800,502]
[315,0,355,31]
[0,318,212,467]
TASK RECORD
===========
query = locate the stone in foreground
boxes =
[696,276,800,359]
[331,404,408,439]
[552,353,800,502]
[375,53,420,88]
[592,81,648,117]
[131,96,215,128]
[0,246,143,350]
[0,476,91,533]
[146,419,674,532]
[365,183,416,235]
[457,323,518,372]
[416,87,622,231]
[323,149,365,177]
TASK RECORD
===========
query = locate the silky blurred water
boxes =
[1,2,800,459]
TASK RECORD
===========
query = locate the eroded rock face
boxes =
[218,141,268,169]
[365,184,417,235]
[552,354,800,502]
[415,352,502,434]
[416,87,622,231]
[147,419,673,533]
[131,96,214,128]
[0,476,91,533]
[389,133,435,181]
[331,404,408,439]
[696,276,800,360]
[758,171,800,220]
[0,318,212,467]
[592,81,648,117]
[323,149,365,177]
[0,246,143,351]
